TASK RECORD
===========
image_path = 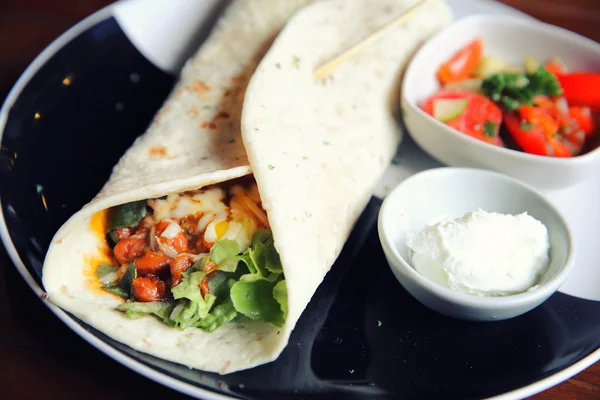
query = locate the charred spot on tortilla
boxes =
[92,176,287,332]
[230,72,247,84]
[186,80,211,94]
[201,121,218,130]
[215,111,230,120]
[147,145,170,159]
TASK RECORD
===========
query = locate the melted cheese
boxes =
[150,188,228,221]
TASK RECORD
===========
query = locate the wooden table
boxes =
[1,0,599,399]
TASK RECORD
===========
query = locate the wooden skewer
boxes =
[312,0,430,79]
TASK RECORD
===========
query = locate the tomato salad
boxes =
[96,177,287,332]
[423,38,600,157]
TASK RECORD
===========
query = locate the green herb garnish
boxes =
[482,66,562,111]
[521,121,534,131]
[483,120,497,137]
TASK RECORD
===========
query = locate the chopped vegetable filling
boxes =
[97,177,287,332]
[422,39,598,157]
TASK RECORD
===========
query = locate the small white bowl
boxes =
[401,15,600,189]
[378,168,574,321]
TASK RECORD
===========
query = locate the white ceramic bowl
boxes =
[378,168,574,321]
[401,15,600,189]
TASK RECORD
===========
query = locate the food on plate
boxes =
[406,209,550,297]
[423,39,599,157]
[557,72,600,111]
[98,178,286,331]
[42,0,452,374]
[436,38,482,84]
[422,91,503,146]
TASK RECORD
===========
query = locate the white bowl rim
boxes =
[401,13,600,165]
[378,167,575,310]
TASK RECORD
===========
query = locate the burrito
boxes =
[42,0,451,374]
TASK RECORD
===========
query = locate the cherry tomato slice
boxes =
[423,91,504,146]
[436,38,483,85]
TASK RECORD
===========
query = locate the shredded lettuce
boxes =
[239,229,282,275]
[207,271,236,299]
[194,299,238,332]
[273,279,288,321]
[169,296,216,329]
[116,301,177,326]
[114,228,288,331]
[96,263,117,279]
[230,276,285,327]
[209,240,240,272]
[171,269,216,320]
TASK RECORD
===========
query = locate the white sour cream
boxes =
[406,209,550,297]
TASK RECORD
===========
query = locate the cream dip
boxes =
[406,208,550,297]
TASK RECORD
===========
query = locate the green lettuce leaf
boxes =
[101,284,129,298]
[230,276,284,327]
[207,271,235,299]
[238,252,257,275]
[108,201,147,231]
[102,263,136,298]
[264,242,282,273]
[169,295,216,329]
[252,229,272,246]
[172,270,205,303]
[96,263,117,279]
[209,239,240,272]
[273,280,288,321]
[239,229,282,277]
[171,269,216,320]
[194,299,238,332]
[116,301,177,326]
[248,240,268,276]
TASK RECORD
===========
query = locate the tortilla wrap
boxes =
[42,0,451,374]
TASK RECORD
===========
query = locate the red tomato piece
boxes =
[503,112,549,156]
[519,105,560,137]
[557,73,600,111]
[569,106,595,137]
[544,60,565,76]
[436,38,483,84]
[532,95,554,109]
[422,91,504,146]
[504,110,572,157]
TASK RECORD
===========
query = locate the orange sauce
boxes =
[82,209,116,295]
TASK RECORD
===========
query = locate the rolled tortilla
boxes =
[42,0,451,374]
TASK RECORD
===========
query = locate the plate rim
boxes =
[0,1,598,399]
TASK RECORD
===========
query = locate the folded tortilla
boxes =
[42,0,451,374]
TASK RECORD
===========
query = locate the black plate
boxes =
[2,7,600,400]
